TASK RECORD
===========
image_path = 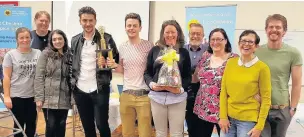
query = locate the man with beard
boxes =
[255,14,302,137]
[183,23,208,137]
[68,6,119,137]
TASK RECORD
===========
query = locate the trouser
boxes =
[120,92,152,137]
[261,107,292,137]
[151,99,186,137]
[221,117,256,137]
[185,98,220,137]
[73,86,111,137]
[42,108,69,137]
[11,97,37,137]
[185,83,200,137]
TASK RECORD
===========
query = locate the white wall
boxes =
[19,1,304,102]
[149,1,304,103]
[149,1,304,43]
[19,1,52,30]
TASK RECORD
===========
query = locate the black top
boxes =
[69,29,119,90]
[30,30,51,51]
[144,46,191,92]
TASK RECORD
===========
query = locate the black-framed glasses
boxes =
[190,32,202,37]
[239,40,255,46]
[210,38,224,43]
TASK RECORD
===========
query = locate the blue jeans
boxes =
[221,117,256,137]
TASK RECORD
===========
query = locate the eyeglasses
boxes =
[190,32,202,37]
[239,40,255,46]
[210,38,225,43]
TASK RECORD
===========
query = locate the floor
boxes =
[0,111,183,137]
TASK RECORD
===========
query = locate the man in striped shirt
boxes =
[107,13,153,137]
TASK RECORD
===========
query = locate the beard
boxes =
[189,41,201,47]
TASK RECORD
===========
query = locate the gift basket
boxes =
[157,47,182,88]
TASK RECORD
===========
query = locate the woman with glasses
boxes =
[192,28,238,136]
[219,30,271,137]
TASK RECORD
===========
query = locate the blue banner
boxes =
[185,5,237,52]
[0,6,32,49]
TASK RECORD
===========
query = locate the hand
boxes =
[97,56,106,67]
[4,96,12,109]
[219,119,230,134]
[254,93,261,103]
[152,84,165,91]
[247,127,262,137]
[106,57,116,68]
[290,109,296,117]
[36,101,43,111]
[155,56,164,64]
[164,86,181,94]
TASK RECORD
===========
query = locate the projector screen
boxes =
[52,1,150,49]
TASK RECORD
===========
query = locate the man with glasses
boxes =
[183,23,208,136]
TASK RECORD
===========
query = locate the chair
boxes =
[117,84,123,95]
[0,93,27,137]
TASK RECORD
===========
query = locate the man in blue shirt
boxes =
[184,23,208,137]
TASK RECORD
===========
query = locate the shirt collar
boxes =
[238,56,259,67]
[82,30,96,41]
[188,44,203,51]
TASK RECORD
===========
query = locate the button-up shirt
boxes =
[183,43,208,72]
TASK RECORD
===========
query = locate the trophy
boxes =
[96,26,114,71]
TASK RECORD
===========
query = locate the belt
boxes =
[124,89,149,96]
[270,105,289,109]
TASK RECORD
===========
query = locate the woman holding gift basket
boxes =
[144,20,191,137]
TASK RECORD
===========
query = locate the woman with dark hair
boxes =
[219,30,271,137]
[34,29,72,137]
[3,27,41,137]
[144,20,191,137]
[192,28,238,137]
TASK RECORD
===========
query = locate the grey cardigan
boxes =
[34,47,72,109]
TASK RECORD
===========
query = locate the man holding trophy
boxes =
[68,6,119,137]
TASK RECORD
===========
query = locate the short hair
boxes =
[48,29,69,53]
[34,11,51,21]
[157,20,185,49]
[15,27,32,40]
[78,6,96,19]
[265,14,287,31]
[189,23,204,30]
[239,30,260,45]
[207,28,232,54]
[125,13,142,27]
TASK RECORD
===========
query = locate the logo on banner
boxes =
[4,10,11,16]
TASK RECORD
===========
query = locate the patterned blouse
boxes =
[193,51,238,123]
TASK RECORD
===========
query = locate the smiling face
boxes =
[34,14,50,33]
[51,33,65,50]
[239,33,257,56]
[209,31,227,53]
[189,26,204,47]
[125,18,142,39]
[163,25,178,46]
[79,13,96,34]
[17,31,31,49]
[266,19,286,42]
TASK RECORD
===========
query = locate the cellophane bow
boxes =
[157,48,182,88]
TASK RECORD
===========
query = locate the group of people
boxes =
[1,5,302,137]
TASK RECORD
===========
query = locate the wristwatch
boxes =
[290,107,297,112]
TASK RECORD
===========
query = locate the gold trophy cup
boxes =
[96,26,113,71]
